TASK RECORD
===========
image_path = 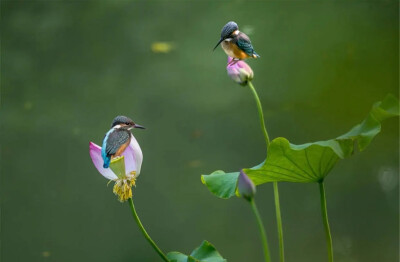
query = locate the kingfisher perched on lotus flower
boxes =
[213,21,260,63]
[102,116,145,168]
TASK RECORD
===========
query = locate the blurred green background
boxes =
[2,1,398,261]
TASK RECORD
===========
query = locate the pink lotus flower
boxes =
[89,137,143,202]
[227,57,254,85]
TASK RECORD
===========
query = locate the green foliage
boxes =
[246,138,340,183]
[167,241,226,262]
[201,171,239,199]
[201,94,399,198]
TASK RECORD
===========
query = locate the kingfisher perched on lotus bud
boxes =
[101,116,145,168]
[213,21,260,63]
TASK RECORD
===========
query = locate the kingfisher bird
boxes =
[101,116,145,168]
[213,21,260,63]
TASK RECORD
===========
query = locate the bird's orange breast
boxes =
[113,138,131,158]
[222,41,250,59]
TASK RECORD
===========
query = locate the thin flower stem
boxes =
[247,81,285,262]
[250,198,271,262]
[273,182,285,262]
[248,81,270,149]
[319,181,334,262]
[128,198,169,262]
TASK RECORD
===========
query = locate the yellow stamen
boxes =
[112,176,136,202]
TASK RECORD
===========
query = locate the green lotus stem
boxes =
[319,181,334,262]
[273,182,285,262]
[250,198,271,262]
[248,81,285,262]
[248,81,270,148]
[128,198,169,262]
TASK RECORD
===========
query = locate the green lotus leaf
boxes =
[201,170,239,199]
[201,94,399,197]
[167,241,226,262]
[245,94,399,184]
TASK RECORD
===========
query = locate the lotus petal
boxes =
[89,142,118,180]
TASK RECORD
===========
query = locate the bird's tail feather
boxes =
[103,157,110,168]
[252,52,260,58]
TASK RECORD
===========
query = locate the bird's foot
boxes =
[228,58,240,66]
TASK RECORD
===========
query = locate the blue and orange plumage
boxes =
[101,116,145,168]
[213,21,260,61]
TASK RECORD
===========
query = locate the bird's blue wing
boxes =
[105,130,130,156]
[235,32,259,57]
[101,129,130,168]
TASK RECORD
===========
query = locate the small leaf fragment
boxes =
[201,171,239,199]
[167,241,226,262]
[167,252,189,262]
[190,240,226,262]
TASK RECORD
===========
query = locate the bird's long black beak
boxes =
[213,38,223,51]
[134,124,146,129]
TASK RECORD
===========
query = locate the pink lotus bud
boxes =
[226,57,254,85]
[238,170,256,200]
